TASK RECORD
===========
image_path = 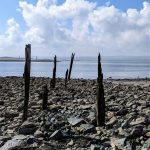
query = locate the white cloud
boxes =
[0,18,24,56]
[0,0,150,56]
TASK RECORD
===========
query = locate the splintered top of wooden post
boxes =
[72,53,75,58]
[98,53,101,63]
[98,53,103,78]
[25,44,31,62]
[54,55,57,62]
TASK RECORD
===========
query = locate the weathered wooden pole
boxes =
[42,84,48,110]
[68,53,75,80]
[65,69,68,88]
[23,44,31,121]
[96,53,105,126]
[51,55,57,88]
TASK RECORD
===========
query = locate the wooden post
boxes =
[23,44,31,121]
[42,84,48,110]
[96,53,105,126]
[68,53,75,80]
[65,69,68,88]
[51,55,57,88]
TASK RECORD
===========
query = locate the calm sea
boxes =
[0,56,149,79]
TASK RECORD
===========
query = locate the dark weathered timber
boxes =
[65,69,68,88]
[96,53,105,126]
[23,44,31,121]
[51,55,57,88]
[42,84,48,110]
[68,53,75,80]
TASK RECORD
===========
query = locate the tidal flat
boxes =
[0,77,150,150]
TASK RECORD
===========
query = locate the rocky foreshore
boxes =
[0,77,149,150]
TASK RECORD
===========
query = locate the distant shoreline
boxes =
[0,58,60,62]
[0,76,150,81]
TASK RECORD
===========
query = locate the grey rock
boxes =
[116,109,128,116]
[34,130,43,138]
[128,127,143,138]
[0,101,4,105]
[87,111,96,124]
[17,103,24,112]
[67,139,73,146]
[0,136,11,143]
[130,117,146,126]
[118,127,129,137]
[142,138,150,149]
[111,138,126,149]
[106,117,117,128]
[67,117,85,126]
[78,124,95,134]
[0,135,29,150]
[0,117,4,123]
[121,120,130,129]
[19,121,37,135]
[90,144,103,150]
[50,130,64,140]
[5,110,19,118]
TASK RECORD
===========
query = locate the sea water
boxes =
[0,56,149,79]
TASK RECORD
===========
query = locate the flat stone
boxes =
[106,117,117,128]
[0,136,11,142]
[111,138,126,149]
[78,124,95,133]
[107,111,114,119]
[121,120,130,129]
[145,131,150,137]
[0,135,28,150]
[78,105,92,109]
[67,139,73,146]
[5,110,19,118]
[0,101,4,105]
[34,130,43,138]
[142,138,150,149]
[90,144,101,150]
[50,104,62,111]
[13,135,29,140]
[17,103,24,112]
[118,128,129,137]
[87,111,96,124]
[0,117,4,123]
[67,117,85,126]
[116,109,128,116]
[19,121,37,135]
[128,128,143,138]
[130,117,146,126]
[21,121,37,128]
[50,130,64,140]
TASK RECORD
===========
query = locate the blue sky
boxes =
[0,0,145,32]
[0,0,150,56]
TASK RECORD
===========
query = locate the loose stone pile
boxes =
[0,77,149,150]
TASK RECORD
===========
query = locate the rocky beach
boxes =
[0,76,149,150]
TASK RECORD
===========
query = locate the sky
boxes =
[0,0,150,57]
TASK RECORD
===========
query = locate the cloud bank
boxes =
[0,0,150,56]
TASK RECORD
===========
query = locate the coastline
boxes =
[0,76,149,149]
